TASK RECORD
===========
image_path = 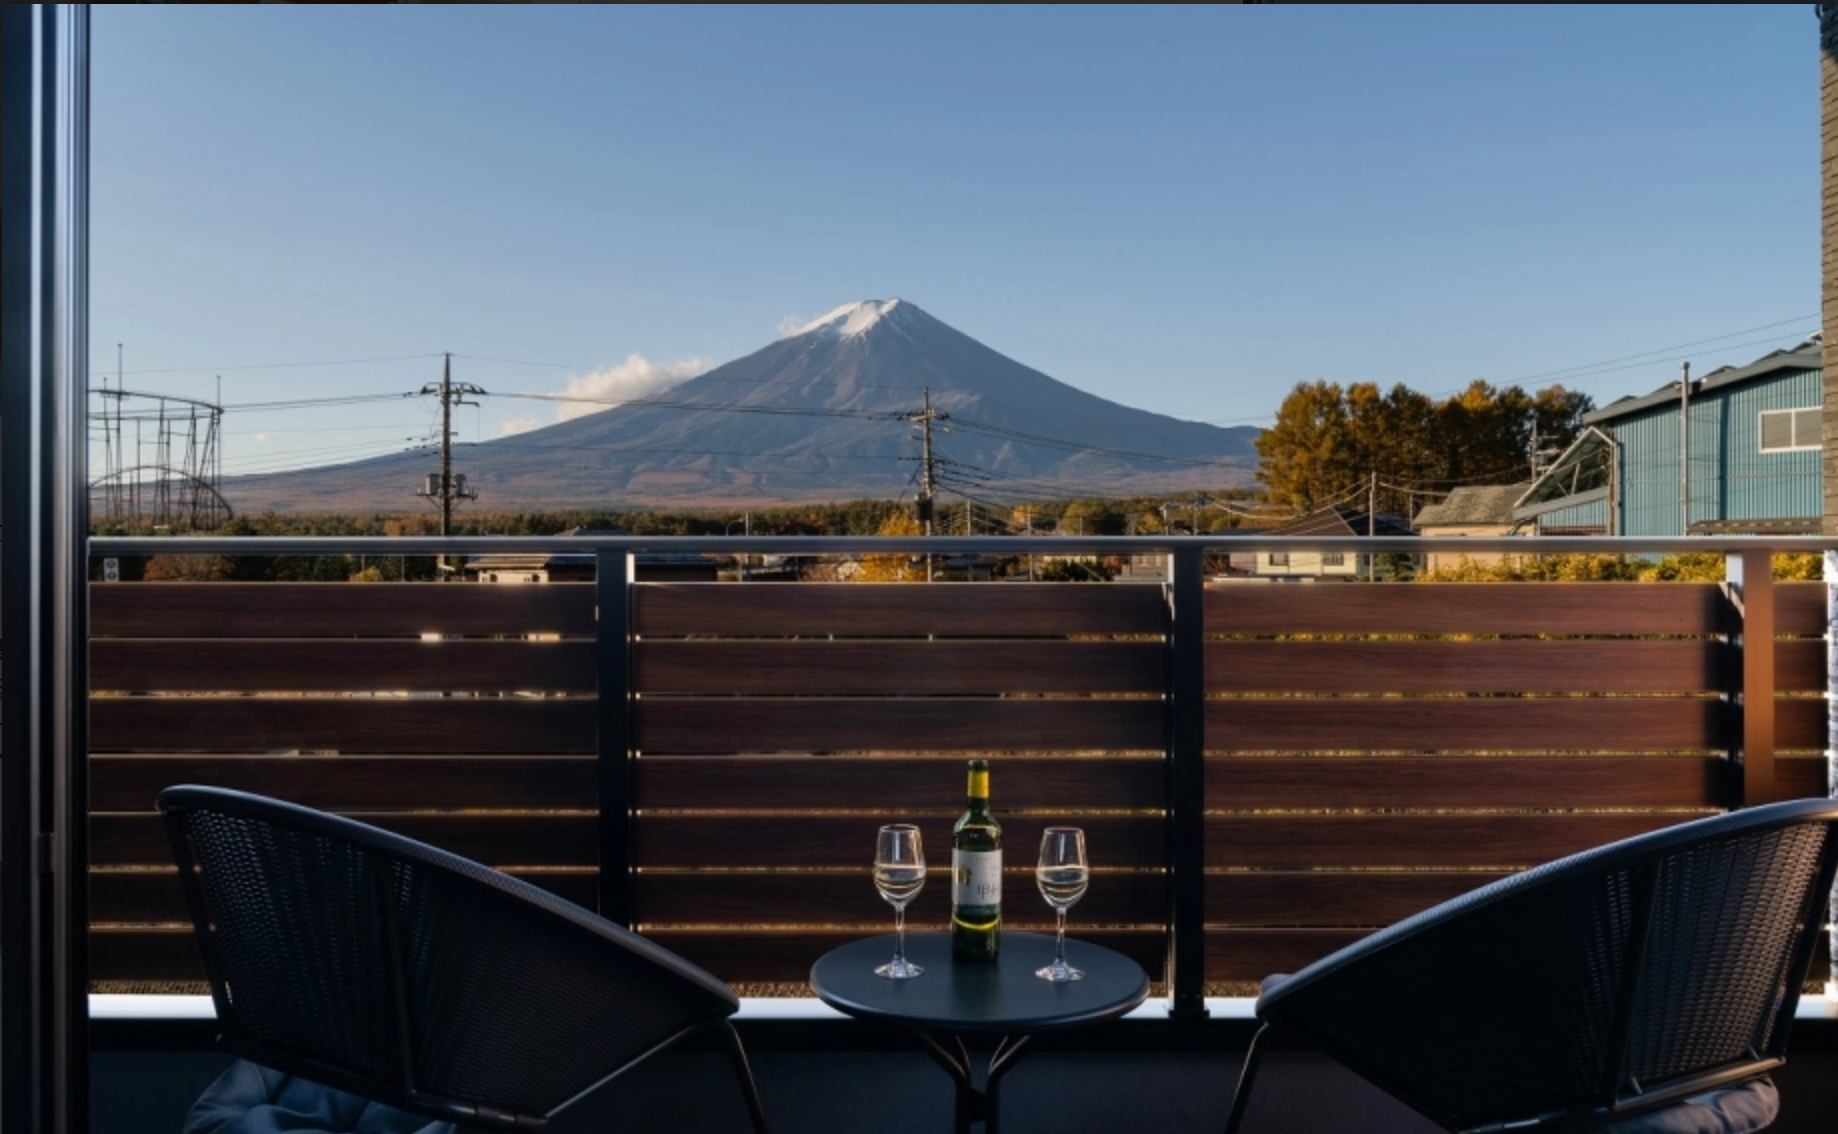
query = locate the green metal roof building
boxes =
[1512,342,1823,536]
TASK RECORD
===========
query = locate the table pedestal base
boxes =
[917,1032,1033,1134]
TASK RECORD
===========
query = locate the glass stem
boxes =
[1055,906,1067,967]
[895,903,907,963]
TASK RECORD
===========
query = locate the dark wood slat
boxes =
[92,640,597,694]
[1204,929,1370,983]
[636,755,1165,812]
[90,927,204,983]
[634,870,1167,928]
[645,928,1167,985]
[91,813,598,868]
[634,583,1168,638]
[1206,583,1726,636]
[1205,922,1834,986]
[1207,640,1722,695]
[636,815,1165,869]
[1778,757,1829,800]
[1204,756,1724,811]
[635,640,1164,695]
[89,755,596,813]
[636,699,1163,754]
[1206,871,1512,928]
[91,582,596,638]
[1206,698,1720,753]
[1775,583,1827,636]
[1206,814,1695,870]
[90,698,597,755]
[1777,640,1826,692]
[1777,697,1827,751]
[89,868,599,924]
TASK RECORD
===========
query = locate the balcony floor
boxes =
[96,1043,1838,1134]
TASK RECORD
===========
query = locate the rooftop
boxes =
[1584,341,1822,425]
[1411,482,1532,528]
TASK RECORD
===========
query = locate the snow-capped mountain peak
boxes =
[792,298,906,339]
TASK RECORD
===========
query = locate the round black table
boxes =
[810,932,1150,1134]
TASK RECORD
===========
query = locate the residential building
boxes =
[1513,342,1823,536]
[1255,506,1415,579]
[1411,482,1532,571]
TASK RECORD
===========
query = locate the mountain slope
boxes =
[225,299,1259,512]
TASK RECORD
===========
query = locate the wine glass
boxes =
[1035,827,1088,983]
[874,824,925,979]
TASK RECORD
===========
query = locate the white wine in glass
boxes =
[1035,827,1088,982]
[874,824,925,979]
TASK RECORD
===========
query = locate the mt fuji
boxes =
[225,299,1259,511]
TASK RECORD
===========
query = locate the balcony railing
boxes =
[84,534,1838,1017]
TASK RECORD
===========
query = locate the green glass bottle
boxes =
[951,759,1002,962]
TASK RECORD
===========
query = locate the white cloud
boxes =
[777,314,809,338]
[499,417,541,437]
[253,432,274,444]
[548,353,709,423]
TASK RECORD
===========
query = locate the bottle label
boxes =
[952,849,1002,906]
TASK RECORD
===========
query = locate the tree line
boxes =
[1253,379,1595,519]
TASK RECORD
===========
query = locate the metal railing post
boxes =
[1725,549,1776,808]
[1166,545,1208,1018]
[596,550,635,925]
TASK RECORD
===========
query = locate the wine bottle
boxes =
[951,758,1002,962]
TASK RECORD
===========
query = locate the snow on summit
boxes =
[793,298,906,339]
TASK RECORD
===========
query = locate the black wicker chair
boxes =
[159,785,771,1134]
[1223,799,1838,1134]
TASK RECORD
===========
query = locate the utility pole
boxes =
[903,388,948,581]
[417,353,485,572]
[1678,361,1691,537]
[1367,470,1377,582]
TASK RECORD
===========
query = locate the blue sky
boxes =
[92,5,1821,483]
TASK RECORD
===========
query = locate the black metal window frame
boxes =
[3,8,91,1134]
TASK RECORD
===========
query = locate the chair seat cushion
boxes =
[185,1060,456,1134]
[1598,1077,1778,1134]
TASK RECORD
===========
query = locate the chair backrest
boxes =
[1257,798,1838,1133]
[159,785,741,1131]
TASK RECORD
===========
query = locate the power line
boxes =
[101,352,445,378]
[222,392,422,412]
[1497,315,1817,386]
[496,389,899,422]
[221,420,436,438]
[947,415,1255,470]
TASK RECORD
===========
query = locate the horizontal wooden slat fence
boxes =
[1201,580,1830,988]
[87,582,601,985]
[1776,583,1830,801]
[83,565,1831,1000]
[627,582,1170,983]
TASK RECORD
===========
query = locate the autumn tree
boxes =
[852,511,928,582]
[1257,379,1594,517]
[1253,380,1353,512]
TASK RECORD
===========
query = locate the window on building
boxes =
[1759,407,1820,452]
[1322,552,1345,566]
[1268,552,1289,567]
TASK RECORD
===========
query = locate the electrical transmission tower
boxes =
[89,379,230,531]
[416,353,485,567]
